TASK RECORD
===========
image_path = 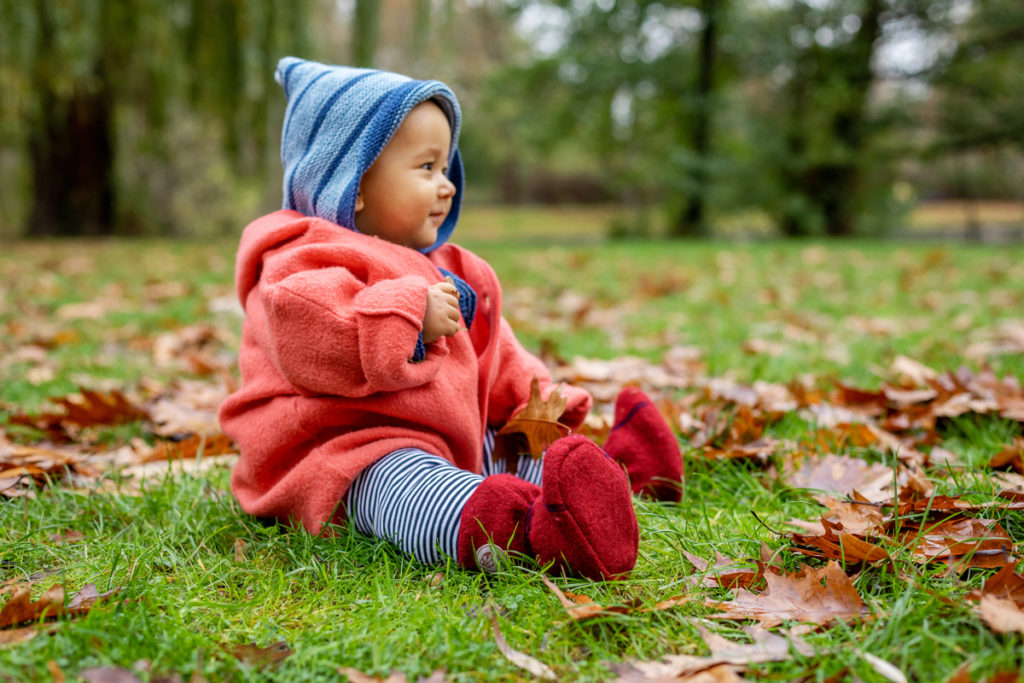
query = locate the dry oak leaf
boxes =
[80,668,147,683]
[338,668,447,683]
[813,494,885,536]
[899,517,1013,566]
[682,550,765,591]
[977,594,1024,633]
[494,376,569,462]
[944,662,1021,683]
[9,387,148,441]
[541,575,631,620]
[781,454,894,499]
[337,668,408,683]
[227,641,293,668]
[0,570,60,599]
[611,624,814,681]
[0,435,94,495]
[0,624,44,646]
[491,614,556,680]
[143,433,237,463]
[702,438,778,463]
[968,563,1024,607]
[788,517,890,565]
[990,437,1024,474]
[887,489,1024,517]
[0,583,117,629]
[707,561,868,627]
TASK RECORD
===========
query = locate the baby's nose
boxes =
[438,176,456,197]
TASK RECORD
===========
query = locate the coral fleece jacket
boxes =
[219,210,592,534]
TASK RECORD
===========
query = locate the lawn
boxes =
[1,214,1023,682]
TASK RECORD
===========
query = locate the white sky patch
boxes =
[875,17,958,78]
[610,87,634,138]
[511,0,974,82]
[641,6,701,61]
[841,14,861,34]
[515,4,571,57]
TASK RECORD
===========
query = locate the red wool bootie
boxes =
[603,387,684,502]
[457,435,639,581]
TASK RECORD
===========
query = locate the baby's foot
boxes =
[603,387,683,502]
[527,435,638,580]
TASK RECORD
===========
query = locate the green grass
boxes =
[2,221,1023,681]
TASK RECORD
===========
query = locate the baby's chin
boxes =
[406,226,439,250]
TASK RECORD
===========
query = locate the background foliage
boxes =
[0,0,1022,238]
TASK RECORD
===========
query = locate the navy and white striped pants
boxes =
[345,429,544,564]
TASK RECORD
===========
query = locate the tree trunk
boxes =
[672,0,719,237]
[27,0,115,237]
[820,0,883,236]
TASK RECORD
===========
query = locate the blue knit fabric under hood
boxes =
[275,57,464,253]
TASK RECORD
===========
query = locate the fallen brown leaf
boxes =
[707,561,868,627]
[0,432,94,495]
[899,517,1013,566]
[491,614,556,680]
[0,583,119,628]
[977,594,1024,633]
[228,641,292,668]
[0,624,43,645]
[336,668,445,683]
[494,376,569,469]
[968,563,1024,606]
[682,550,764,590]
[852,649,908,683]
[813,495,885,535]
[782,454,894,499]
[143,433,236,463]
[48,530,85,545]
[541,575,631,621]
[80,668,143,683]
[337,668,409,683]
[943,662,1021,683]
[0,586,65,628]
[789,517,890,565]
[9,387,148,442]
[47,658,65,683]
[146,379,231,437]
[0,570,60,599]
[611,624,814,680]
[990,437,1024,474]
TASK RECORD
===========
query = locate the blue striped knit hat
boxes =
[275,57,464,253]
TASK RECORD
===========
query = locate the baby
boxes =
[219,57,682,580]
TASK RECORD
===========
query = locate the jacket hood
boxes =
[275,57,464,253]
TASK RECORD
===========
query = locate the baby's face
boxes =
[354,101,456,250]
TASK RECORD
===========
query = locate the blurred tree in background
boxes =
[736,0,958,237]
[925,0,1024,237]
[0,0,311,237]
[0,0,1021,239]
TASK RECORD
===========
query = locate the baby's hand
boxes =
[422,279,461,344]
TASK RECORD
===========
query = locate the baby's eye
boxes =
[421,161,434,170]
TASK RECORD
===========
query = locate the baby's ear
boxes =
[354,191,365,213]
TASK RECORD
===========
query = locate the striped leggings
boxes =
[345,430,544,564]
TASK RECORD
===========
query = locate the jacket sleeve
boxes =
[259,267,449,397]
[486,317,592,431]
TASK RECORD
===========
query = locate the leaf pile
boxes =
[1,379,236,497]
